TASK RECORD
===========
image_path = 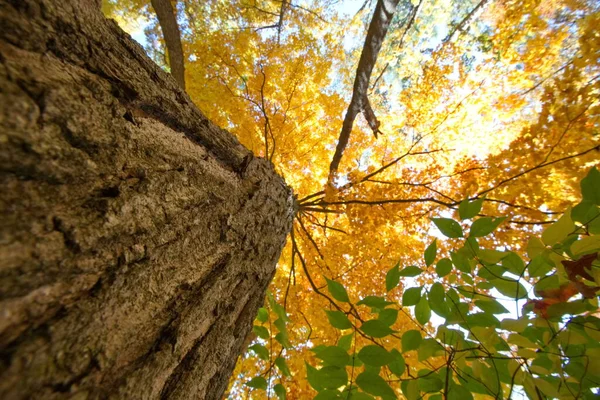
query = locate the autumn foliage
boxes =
[105,0,599,398]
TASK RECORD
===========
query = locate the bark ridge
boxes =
[0,0,294,398]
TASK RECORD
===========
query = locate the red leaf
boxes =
[561,252,597,282]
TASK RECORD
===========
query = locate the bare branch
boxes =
[255,23,281,32]
[151,0,186,89]
[370,0,422,93]
[313,197,453,208]
[302,211,348,235]
[542,102,591,163]
[478,145,600,197]
[276,0,288,43]
[271,0,329,23]
[442,0,491,43]
[508,219,555,225]
[297,215,327,262]
[363,96,381,138]
[520,61,572,95]
[259,66,270,158]
[258,64,277,160]
[483,198,561,215]
[328,0,401,176]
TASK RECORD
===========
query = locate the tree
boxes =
[302,170,600,399]
[3,0,599,399]
[0,0,292,399]
[150,0,186,89]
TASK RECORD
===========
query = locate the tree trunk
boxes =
[0,0,294,399]
[150,0,186,89]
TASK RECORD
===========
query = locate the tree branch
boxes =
[442,0,491,43]
[328,0,401,176]
[150,0,186,89]
[478,145,600,197]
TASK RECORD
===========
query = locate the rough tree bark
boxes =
[0,0,294,399]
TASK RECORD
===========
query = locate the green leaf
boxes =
[249,344,269,360]
[424,239,437,266]
[571,235,600,256]
[534,378,561,398]
[347,392,374,400]
[502,252,525,275]
[448,384,474,400]
[546,301,590,318]
[534,275,559,293]
[466,312,500,328]
[428,283,445,306]
[469,217,506,237]
[459,198,484,220]
[275,357,291,377]
[246,376,268,390]
[564,358,589,382]
[431,217,463,238]
[401,379,420,400]
[465,236,480,255]
[306,363,348,391]
[476,281,494,290]
[402,330,422,352]
[326,278,350,303]
[527,236,546,258]
[542,209,575,246]
[388,349,406,376]
[378,308,399,326]
[314,390,342,400]
[436,258,453,277]
[355,371,396,398]
[386,264,401,292]
[492,278,528,299]
[436,326,464,345]
[429,283,448,318]
[572,200,599,227]
[507,333,537,349]
[306,363,322,391]
[253,325,269,339]
[581,167,600,205]
[268,293,289,322]
[338,333,353,351]
[475,299,508,314]
[527,255,554,277]
[478,249,508,264]
[313,345,350,368]
[274,317,286,333]
[418,338,444,361]
[274,383,287,399]
[256,307,269,323]
[357,296,394,309]
[451,251,471,273]
[402,287,422,306]
[398,265,423,277]
[415,296,431,325]
[275,331,291,349]
[500,318,530,333]
[360,320,395,338]
[325,310,352,330]
[358,345,395,367]
[419,376,443,393]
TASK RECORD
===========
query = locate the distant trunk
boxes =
[151,0,186,89]
[0,1,293,399]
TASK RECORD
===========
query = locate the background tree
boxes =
[150,0,186,88]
